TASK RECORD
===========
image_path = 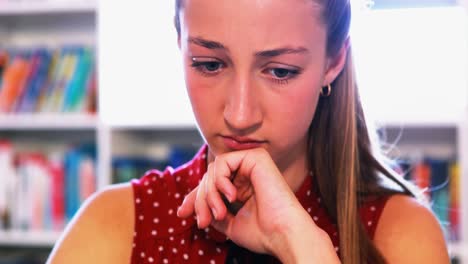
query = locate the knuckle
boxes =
[207,163,214,173]
[214,154,223,167]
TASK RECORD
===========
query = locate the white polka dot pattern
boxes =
[130,146,388,263]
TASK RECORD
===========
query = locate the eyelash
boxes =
[190,59,302,85]
[264,68,301,85]
[190,61,225,76]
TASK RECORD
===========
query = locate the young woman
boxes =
[47,0,449,263]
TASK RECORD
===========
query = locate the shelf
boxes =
[449,242,467,259]
[0,0,96,15]
[0,113,98,130]
[0,230,60,247]
[374,115,461,128]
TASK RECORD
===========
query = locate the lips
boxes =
[221,135,266,151]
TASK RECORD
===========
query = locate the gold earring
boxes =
[321,84,332,97]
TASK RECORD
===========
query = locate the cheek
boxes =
[184,70,222,128]
[274,85,320,137]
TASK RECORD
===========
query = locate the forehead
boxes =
[180,0,326,51]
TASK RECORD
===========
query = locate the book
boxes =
[0,56,30,112]
[0,141,97,231]
[0,46,96,113]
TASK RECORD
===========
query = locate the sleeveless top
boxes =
[130,145,389,263]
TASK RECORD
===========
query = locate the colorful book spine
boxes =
[401,156,460,242]
[448,163,460,241]
[49,153,65,231]
[0,46,96,113]
[0,51,8,88]
[63,47,93,112]
[16,49,52,112]
[0,57,30,112]
[64,149,80,222]
[0,140,14,230]
[0,141,97,231]
[79,157,95,203]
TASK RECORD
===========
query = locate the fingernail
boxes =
[176,206,181,217]
[229,193,235,203]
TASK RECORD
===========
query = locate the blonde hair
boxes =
[175,0,419,263]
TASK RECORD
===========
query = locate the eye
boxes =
[203,61,222,72]
[263,67,301,81]
[271,68,291,79]
[190,58,225,76]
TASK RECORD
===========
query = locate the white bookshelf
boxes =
[0,230,60,247]
[0,0,95,15]
[0,114,98,130]
[0,0,100,258]
[451,242,468,261]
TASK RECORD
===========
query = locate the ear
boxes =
[322,38,350,86]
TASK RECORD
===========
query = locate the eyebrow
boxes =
[188,36,309,57]
[189,37,229,51]
[255,47,309,58]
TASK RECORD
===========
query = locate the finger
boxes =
[177,188,197,218]
[219,149,297,215]
[194,182,212,229]
[216,176,237,203]
[210,212,234,239]
[213,158,238,203]
[238,149,293,203]
[205,187,227,221]
[205,164,228,221]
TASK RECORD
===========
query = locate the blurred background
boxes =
[0,0,467,263]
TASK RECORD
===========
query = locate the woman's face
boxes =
[179,0,342,171]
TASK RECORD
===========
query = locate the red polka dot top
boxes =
[131,145,390,263]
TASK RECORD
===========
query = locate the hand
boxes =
[177,148,339,263]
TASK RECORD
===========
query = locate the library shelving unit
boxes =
[0,114,100,247]
[0,0,98,258]
[0,1,467,264]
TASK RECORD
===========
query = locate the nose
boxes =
[223,74,262,134]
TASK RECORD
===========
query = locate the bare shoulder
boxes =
[374,194,450,263]
[47,183,135,264]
